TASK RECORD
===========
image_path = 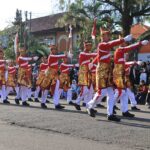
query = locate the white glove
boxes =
[88,63,93,70]
[6,60,11,63]
[33,56,39,61]
[45,69,49,77]
[124,34,132,42]
[67,51,73,58]
[141,40,149,45]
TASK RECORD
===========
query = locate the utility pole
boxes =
[29,12,32,32]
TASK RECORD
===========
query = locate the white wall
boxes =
[138,53,150,61]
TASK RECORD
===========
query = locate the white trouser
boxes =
[15,86,20,99]
[107,87,115,116]
[83,84,94,105]
[34,86,40,99]
[67,88,73,103]
[0,85,6,102]
[87,88,107,109]
[27,88,33,99]
[59,88,73,104]
[76,86,89,105]
[6,87,13,96]
[126,88,137,107]
[114,89,128,113]
[53,79,60,106]
[20,86,28,102]
[41,90,48,104]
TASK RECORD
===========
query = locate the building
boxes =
[131,23,150,61]
[28,12,80,53]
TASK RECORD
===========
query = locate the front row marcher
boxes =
[17,48,38,106]
[0,48,10,104]
[86,28,149,121]
[0,37,149,122]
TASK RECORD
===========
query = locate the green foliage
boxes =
[4,46,16,60]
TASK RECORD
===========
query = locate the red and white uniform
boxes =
[75,51,97,106]
[59,63,74,104]
[125,61,136,76]
[94,39,125,64]
[0,60,5,72]
[17,56,32,69]
[48,54,66,69]
[8,66,16,75]
[39,63,48,72]
[79,52,97,67]
[60,63,74,74]
[114,42,141,65]
[88,38,126,116]
[125,61,138,107]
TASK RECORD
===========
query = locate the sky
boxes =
[0,0,149,30]
[0,0,59,30]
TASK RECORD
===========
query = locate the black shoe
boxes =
[3,100,10,104]
[15,98,20,105]
[87,108,96,117]
[74,104,81,110]
[93,109,97,113]
[96,104,105,108]
[28,98,33,102]
[122,111,135,117]
[55,104,65,109]
[82,102,86,107]
[114,105,120,110]
[68,101,74,105]
[34,98,40,102]
[107,115,121,122]
[131,106,140,111]
[113,108,117,114]
[22,101,30,106]
[46,100,50,103]
[41,103,47,109]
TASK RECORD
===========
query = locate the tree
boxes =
[98,0,150,36]
[57,0,114,50]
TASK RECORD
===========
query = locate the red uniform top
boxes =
[60,63,74,74]
[17,56,32,69]
[8,66,16,75]
[48,54,66,70]
[125,61,136,76]
[27,64,32,75]
[91,64,97,73]
[39,63,48,72]
[79,52,97,66]
[114,42,141,64]
[0,60,5,71]
[94,39,125,64]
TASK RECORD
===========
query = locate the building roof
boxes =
[29,13,65,33]
[139,43,150,53]
[131,23,150,39]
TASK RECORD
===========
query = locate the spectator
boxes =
[136,80,148,104]
[140,69,147,84]
[71,80,80,100]
[145,84,150,106]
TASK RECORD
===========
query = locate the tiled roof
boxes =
[131,23,150,39]
[29,13,65,33]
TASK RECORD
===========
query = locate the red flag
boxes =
[91,18,97,40]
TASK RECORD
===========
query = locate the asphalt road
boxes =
[0,96,149,150]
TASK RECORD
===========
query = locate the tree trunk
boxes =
[121,14,133,36]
